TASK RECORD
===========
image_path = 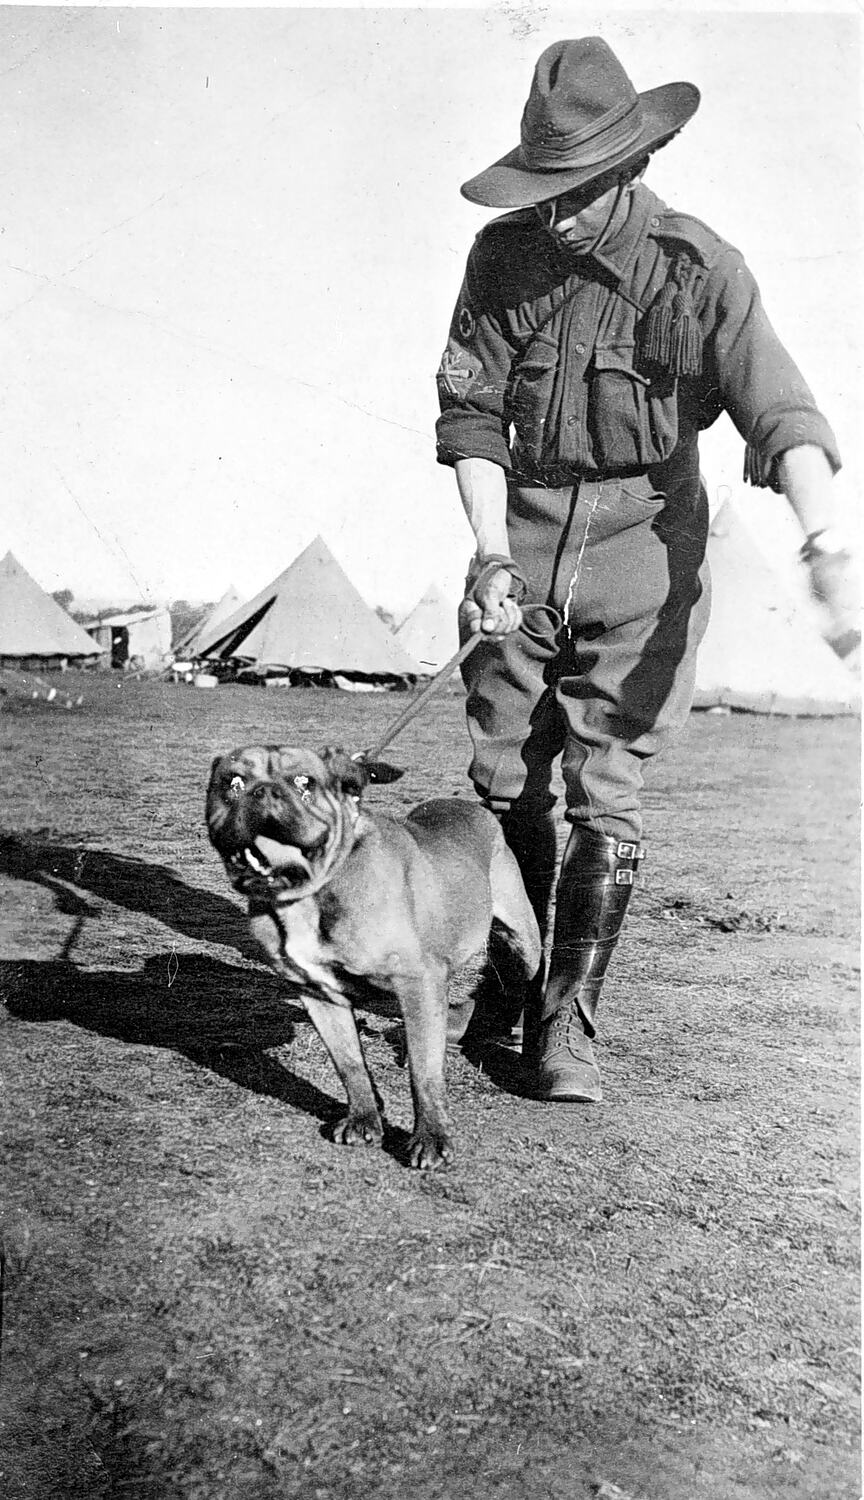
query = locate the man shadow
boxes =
[0,829,262,960]
[0,833,414,1162]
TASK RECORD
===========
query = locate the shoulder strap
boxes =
[532,277,587,339]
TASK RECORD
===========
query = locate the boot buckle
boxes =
[615,869,634,885]
[616,841,644,860]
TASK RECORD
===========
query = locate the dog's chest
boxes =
[271,900,343,990]
[257,890,400,999]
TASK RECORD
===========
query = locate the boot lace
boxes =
[547,1009,590,1058]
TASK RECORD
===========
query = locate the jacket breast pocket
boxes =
[587,345,679,470]
[507,337,559,446]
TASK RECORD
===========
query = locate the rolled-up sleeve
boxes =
[435,244,517,470]
[701,248,841,490]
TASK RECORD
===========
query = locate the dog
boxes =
[206,745,542,1169]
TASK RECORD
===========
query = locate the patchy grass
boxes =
[0,676,859,1498]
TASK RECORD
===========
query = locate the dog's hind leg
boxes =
[301,992,384,1148]
[469,840,547,1053]
[489,841,543,980]
[397,966,455,1170]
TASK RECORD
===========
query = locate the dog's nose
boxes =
[252,782,280,803]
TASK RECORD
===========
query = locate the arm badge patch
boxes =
[437,342,478,400]
[458,306,476,340]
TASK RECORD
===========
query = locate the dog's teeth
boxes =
[244,848,266,873]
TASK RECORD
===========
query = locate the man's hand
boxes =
[460,565,523,637]
[801,531,861,665]
[453,458,524,636]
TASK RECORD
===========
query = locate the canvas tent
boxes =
[694,503,859,716]
[172,585,243,659]
[0,551,104,668]
[196,536,422,681]
[395,583,460,674]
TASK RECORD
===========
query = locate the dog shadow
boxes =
[4,949,415,1161]
[0,832,416,1162]
[4,944,328,1098]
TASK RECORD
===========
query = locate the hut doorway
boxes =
[111,627,130,668]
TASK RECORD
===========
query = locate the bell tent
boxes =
[196,536,421,682]
[0,551,104,669]
[395,583,460,674]
[694,503,859,717]
[172,585,244,659]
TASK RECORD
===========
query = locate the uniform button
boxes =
[575,342,585,354]
[650,216,660,227]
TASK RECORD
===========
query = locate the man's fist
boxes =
[461,556,526,638]
[802,532,861,664]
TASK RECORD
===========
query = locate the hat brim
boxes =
[461,81,700,208]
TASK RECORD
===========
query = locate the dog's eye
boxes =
[228,774,246,800]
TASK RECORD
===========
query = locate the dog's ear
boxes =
[208,754,225,783]
[320,747,405,793]
[362,758,404,784]
[205,755,237,842]
[319,747,369,799]
[205,755,229,809]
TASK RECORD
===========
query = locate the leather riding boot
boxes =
[460,803,558,1050]
[530,824,644,1102]
[500,803,559,943]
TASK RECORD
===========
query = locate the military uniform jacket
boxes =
[435,184,840,493]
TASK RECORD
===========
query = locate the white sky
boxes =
[0,4,861,613]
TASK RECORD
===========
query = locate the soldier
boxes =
[435,37,858,1103]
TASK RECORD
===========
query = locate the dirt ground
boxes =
[0,675,859,1500]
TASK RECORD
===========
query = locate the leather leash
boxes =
[355,633,483,764]
[355,603,564,767]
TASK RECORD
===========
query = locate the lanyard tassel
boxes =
[640,250,703,378]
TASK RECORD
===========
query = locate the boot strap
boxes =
[614,840,645,884]
[613,841,644,885]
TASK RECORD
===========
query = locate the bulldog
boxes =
[206,745,541,1169]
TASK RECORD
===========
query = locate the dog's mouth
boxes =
[226,824,331,895]
[244,835,315,884]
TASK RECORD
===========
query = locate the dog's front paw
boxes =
[408,1126,455,1172]
[332,1108,384,1149]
